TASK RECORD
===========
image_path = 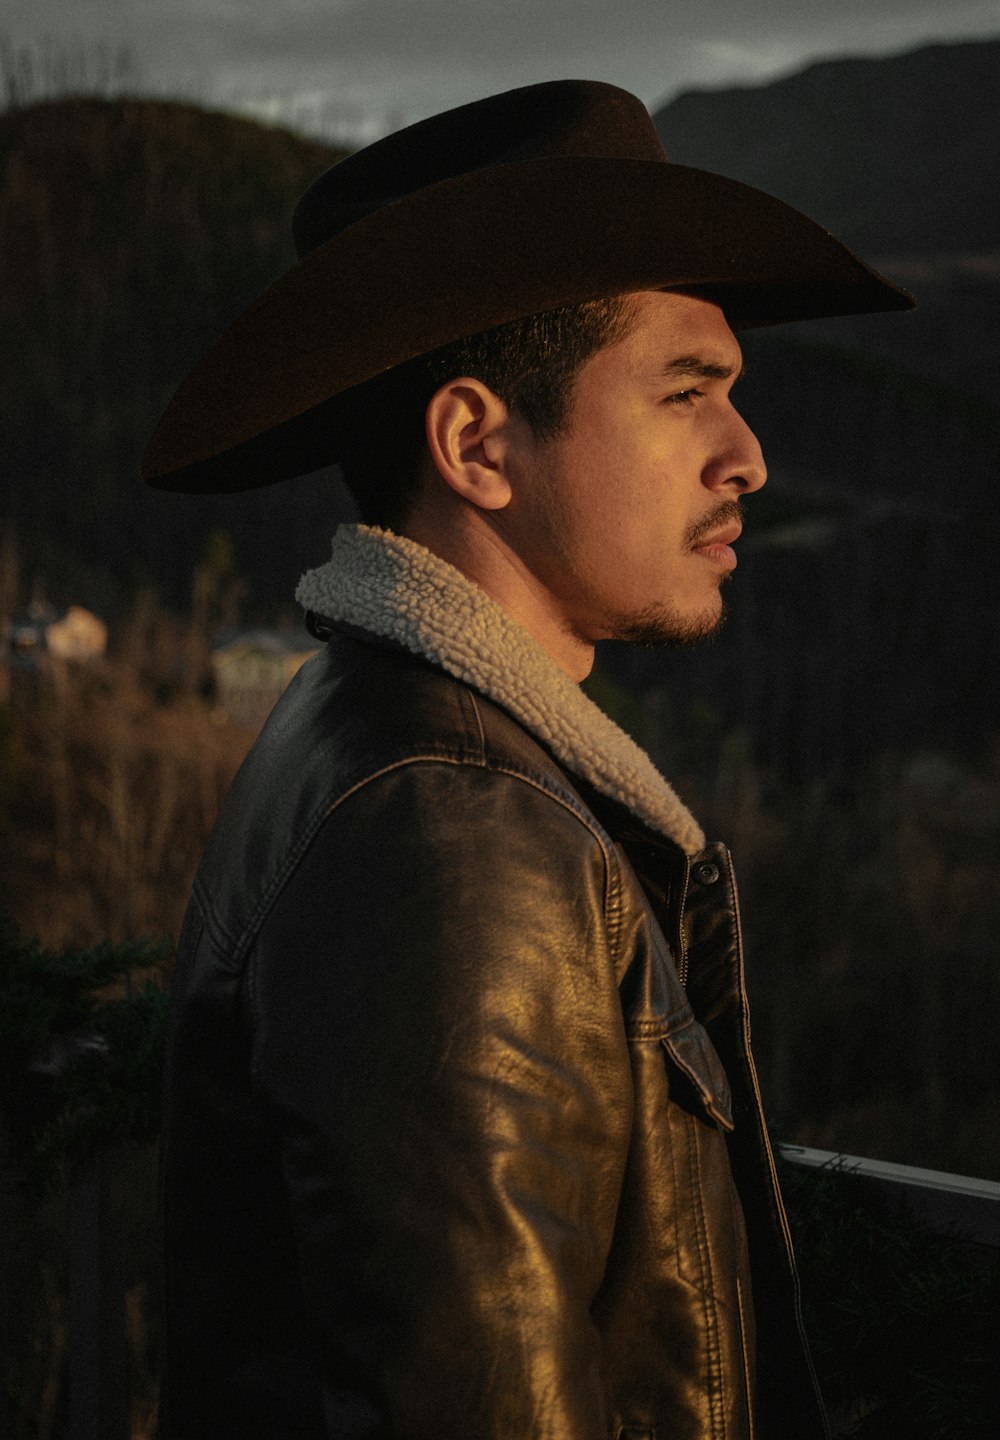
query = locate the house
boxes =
[3,602,107,668]
[210,629,318,732]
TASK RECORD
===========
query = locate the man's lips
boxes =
[690,520,742,569]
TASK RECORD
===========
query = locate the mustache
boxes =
[685,500,743,550]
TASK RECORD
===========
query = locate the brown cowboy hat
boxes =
[142,78,913,494]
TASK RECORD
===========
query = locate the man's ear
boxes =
[424,379,513,511]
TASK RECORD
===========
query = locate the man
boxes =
[145,81,911,1439]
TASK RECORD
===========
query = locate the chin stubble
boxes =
[609,592,729,649]
[609,498,742,648]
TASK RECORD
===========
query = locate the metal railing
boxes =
[780,1143,1000,1247]
[5,1143,999,1439]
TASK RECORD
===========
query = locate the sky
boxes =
[4,0,1000,142]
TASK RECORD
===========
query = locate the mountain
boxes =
[0,97,352,616]
[652,39,1000,412]
[653,38,1000,256]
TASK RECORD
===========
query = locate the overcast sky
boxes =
[5,0,1000,141]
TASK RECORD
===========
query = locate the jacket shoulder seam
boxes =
[200,749,618,963]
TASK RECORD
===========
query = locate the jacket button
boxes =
[694,861,720,885]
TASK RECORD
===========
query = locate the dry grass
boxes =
[1,644,255,949]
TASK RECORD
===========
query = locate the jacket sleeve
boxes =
[246,758,635,1439]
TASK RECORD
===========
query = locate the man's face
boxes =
[501,289,766,650]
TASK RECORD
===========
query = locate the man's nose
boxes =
[705,409,767,495]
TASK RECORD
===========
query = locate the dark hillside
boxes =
[0,98,352,614]
[653,39,1000,410]
[653,38,1000,255]
[1,63,998,1186]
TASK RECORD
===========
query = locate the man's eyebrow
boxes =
[660,355,742,381]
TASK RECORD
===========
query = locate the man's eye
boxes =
[663,388,704,407]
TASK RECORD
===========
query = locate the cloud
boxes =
[5,0,999,134]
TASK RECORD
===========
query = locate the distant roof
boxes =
[212,628,313,657]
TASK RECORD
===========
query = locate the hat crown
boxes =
[292,80,667,258]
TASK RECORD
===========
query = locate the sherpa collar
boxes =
[295,525,705,855]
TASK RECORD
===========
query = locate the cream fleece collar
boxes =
[295,525,705,855]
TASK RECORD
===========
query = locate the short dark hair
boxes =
[336,294,636,530]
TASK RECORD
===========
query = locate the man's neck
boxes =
[401,511,596,684]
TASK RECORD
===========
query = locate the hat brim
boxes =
[142,154,913,494]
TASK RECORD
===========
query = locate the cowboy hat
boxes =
[142,79,913,494]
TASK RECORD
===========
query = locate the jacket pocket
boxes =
[659,1012,734,1132]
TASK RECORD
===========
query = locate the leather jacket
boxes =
[160,527,828,1440]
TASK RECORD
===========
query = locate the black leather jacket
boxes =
[161,628,828,1439]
